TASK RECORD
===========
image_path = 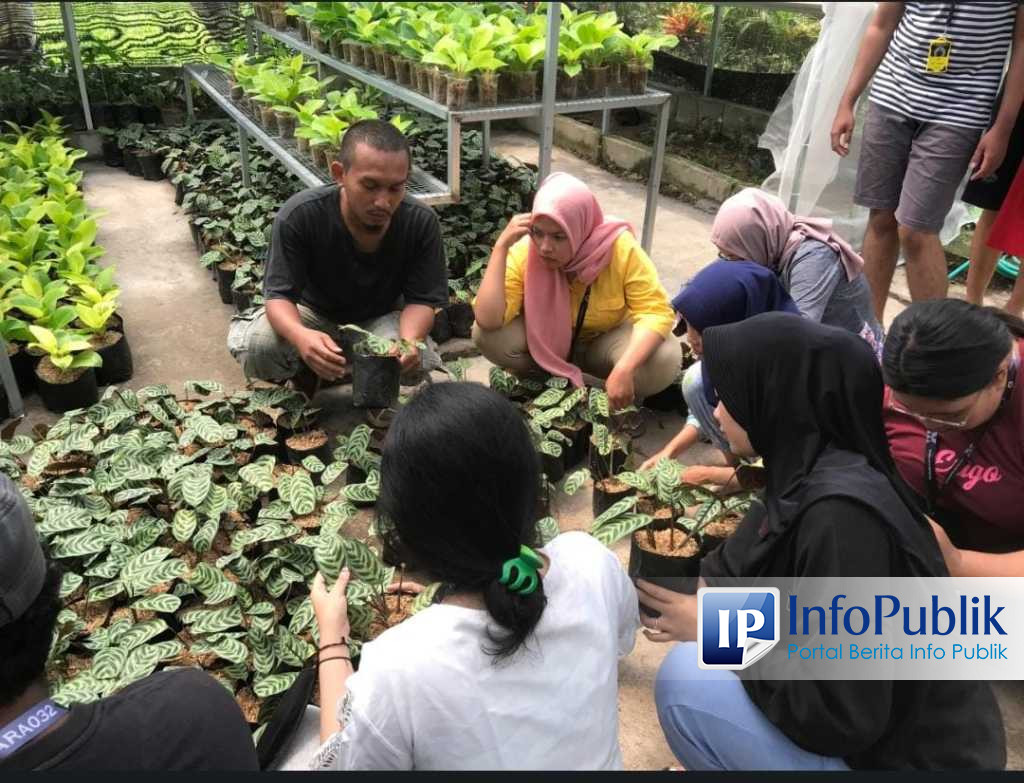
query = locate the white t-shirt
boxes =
[314,531,640,770]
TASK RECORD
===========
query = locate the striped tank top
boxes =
[869,1,1020,129]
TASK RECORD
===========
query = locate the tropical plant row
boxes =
[0,116,133,414]
[256,1,677,110]
[214,51,415,171]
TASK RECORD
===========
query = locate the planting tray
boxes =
[183,65,452,205]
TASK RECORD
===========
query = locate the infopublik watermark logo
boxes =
[698,588,780,670]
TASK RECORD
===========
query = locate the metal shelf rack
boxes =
[182,64,452,204]
[247,13,673,252]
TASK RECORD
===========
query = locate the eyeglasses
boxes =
[887,392,981,431]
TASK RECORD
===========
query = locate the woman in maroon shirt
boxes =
[883,299,1024,551]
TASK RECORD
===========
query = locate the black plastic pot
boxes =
[137,152,165,181]
[101,138,124,167]
[589,443,627,478]
[232,288,254,313]
[542,452,565,483]
[352,352,400,409]
[446,301,474,338]
[345,464,368,486]
[91,104,116,128]
[592,477,635,518]
[216,263,236,305]
[9,345,37,397]
[430,308,452,344]
[57,103,86,131]
[628,524,702,617]
[188,220,202,250]
[699,515,742,557]
[284,430,333,466]
[35,364,100,414]
[174,179,186,205]
[557,421,592,469]
[123,149,143,177]
[113,103,140,127]
[139,105,162,125]
[643,379,687,416]
[95,332,133,385]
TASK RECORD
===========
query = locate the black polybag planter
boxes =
[628,525,701,618]
[446,301,474,338]
[216,264,235,305]
[95,333,133,386]
[123,150,143,177]
[352,352,400,409]
[102,138,124,167]
[137,152,165,181]
[36,367,100,413]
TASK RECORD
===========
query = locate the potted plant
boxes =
[75,299,132,385]
[423,28,505,111]
[573,11,623,97]
[281,401,334,465]
[290,98,325,157]
[304,114,349,170]
[624,32,679,94]
[27,326,101,412]
[340,325,418,410]
[96,127,123,167]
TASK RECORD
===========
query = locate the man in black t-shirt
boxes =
[228,120,448,389]
[0,476,258,771]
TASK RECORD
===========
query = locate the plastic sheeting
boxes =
[758,1,970,249]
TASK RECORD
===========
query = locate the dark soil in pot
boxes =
[9,344,35,396]
[446,301,474,338]
[35,359,99,413]
[629,524,702,616]
[352,352,400,409]
[430,307,452,344]
[585,65,609,97]
[476,71,499,107]
[137,152,165,181]
[429,68,447,104]
[123,149,143,177]
[445,76,470,111]
[285,429,333,465]
[216,262,238,305]
[92,331,133,385]
[509,70,537,101]
[275,112,296,139]
[557,72,580,100]
[102,138,123,167]
[395,57,413,87]
[627,63,648,95]
[700,513,742,557]
[592,475,635,517]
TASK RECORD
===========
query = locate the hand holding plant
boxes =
[635,577,701,642]
[311,567,352,644]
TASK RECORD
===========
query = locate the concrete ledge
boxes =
[554,115,602,164]
[602,134,651,173]
[662,152,745,202]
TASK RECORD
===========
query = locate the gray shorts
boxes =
[854,100,982,234]
[227,303,441,382]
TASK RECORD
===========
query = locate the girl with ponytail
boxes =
[308,383,640,770]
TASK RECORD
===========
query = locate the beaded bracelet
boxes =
[318,655,352,666]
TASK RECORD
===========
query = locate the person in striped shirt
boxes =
[830,1,1024,320]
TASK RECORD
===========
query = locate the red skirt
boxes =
[988,162,1024,258]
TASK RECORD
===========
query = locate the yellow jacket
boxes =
[499,231,675,342]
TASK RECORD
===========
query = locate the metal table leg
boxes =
[60,2,93,130]
[640,99,671,254]
[447,116,461,202]
[183,68,195,122]
[482,120,491,170]
[538,1,561,182]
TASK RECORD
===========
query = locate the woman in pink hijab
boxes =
[712,188,884,356]
[473,172,679,410]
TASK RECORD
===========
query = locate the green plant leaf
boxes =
[561,468,590,496]
[59,572,83,598]
[181,464,213,507]
[172,509,198,542]
[314,534,346,582]
[253,671,300,698]
[320,461,346,485]
[188,562,237,604]
[192,516,219,555]
[536,515,561,546]
[131,593,182,613]
[91,646,128,680]
[410,582,442,614]
[592,495,638,529]
[289,469,317,516]
[341,537,386,584]
[592,512,654,547]
[182,604,244,634]
[117,619,169,651]
[301,455,325,473]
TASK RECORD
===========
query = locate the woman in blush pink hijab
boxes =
[472,173,679,410]
[712,188,883,357]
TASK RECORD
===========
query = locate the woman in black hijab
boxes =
[639,313,1005,770]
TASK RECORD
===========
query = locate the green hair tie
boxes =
[499,545,544,596]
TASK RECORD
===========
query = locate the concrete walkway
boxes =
[17,151,1021,770]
